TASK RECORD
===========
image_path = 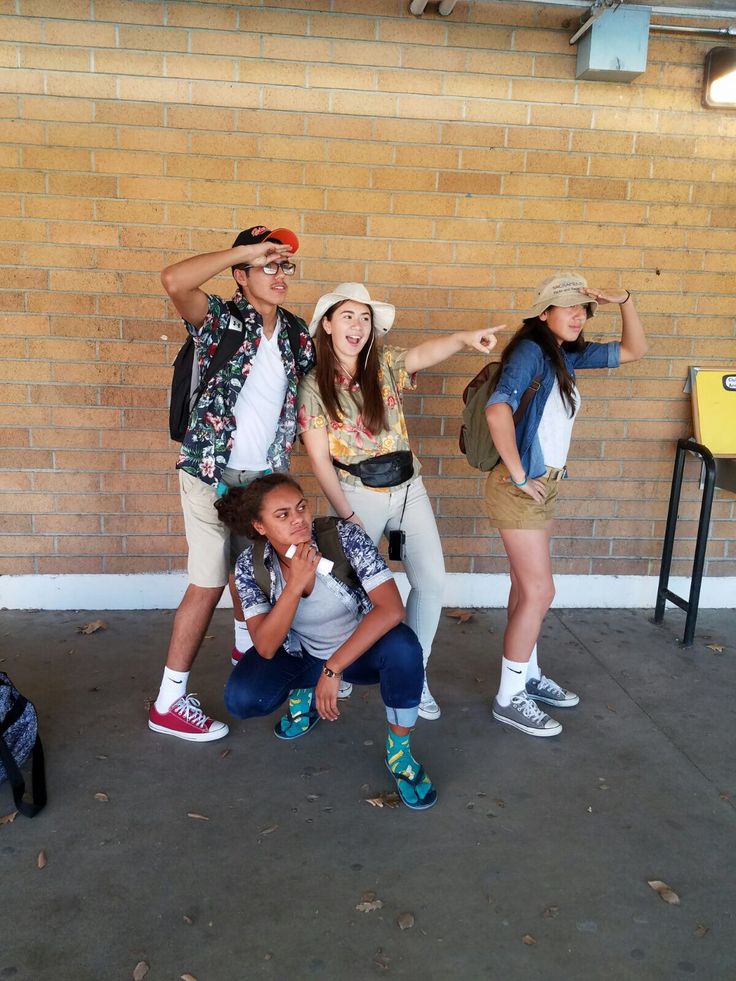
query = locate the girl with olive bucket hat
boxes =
[298,283,503,720]
[484,272,647,738]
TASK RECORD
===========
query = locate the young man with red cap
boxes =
[149,225,315,742]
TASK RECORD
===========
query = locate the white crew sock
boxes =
[155,668,189,713]
[234,619,252,654]
[526,644,541,683]
[496,657,527,707]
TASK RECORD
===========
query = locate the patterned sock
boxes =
[385,729,434,806]
[278,688,315,737]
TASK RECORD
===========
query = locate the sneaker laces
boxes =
[537,674,564,697]
[511,691,548,723]
[172,693,209,728]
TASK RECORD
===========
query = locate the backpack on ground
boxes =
[250,516,361,598]
[169,301,306,442]
[459,362,541,472]
[0,673,47,818]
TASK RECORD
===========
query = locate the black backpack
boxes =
[169,301,306,442]
[0,673,47,818]
[250,516,361,598]
[459,361,541,471]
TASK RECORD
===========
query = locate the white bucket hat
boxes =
[308,283,396,337]
[528,271,597,319]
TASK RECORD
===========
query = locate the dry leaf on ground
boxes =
[94,792,109,802]
[543,906,559,919]
[203,634,215,640]
[133,963,149,981]
[522,933,537,945]
[187,812,209,821]
[37,850,47,869]
[0,811,17,825]
[647,880,680,905]
[259,824,278,836]
[219,749,230,760]
[706,644,725,653]
[181,974,197,981]
[365,792,400,809]
[694,924,709,938]
[445,609,474,624]
[373,948,390,970]
[79,619,107,635]
[183,915,194,925]
[397,912,415,930]
[356,899,384,913]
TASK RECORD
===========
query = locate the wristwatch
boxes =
[322,665,342,679]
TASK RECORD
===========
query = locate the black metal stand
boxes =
[654,438,716,647]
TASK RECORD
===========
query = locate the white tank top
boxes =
[536,378,579,469]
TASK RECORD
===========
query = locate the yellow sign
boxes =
[689,366,736,457]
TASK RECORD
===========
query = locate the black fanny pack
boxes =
[334,451,414,489]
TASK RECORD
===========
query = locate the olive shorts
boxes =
[484,463,563,530]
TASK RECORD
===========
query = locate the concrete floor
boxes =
[1,605,734,981]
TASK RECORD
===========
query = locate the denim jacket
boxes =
[486,338,620,479]
[234,520,393,654]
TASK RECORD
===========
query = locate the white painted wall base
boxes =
[1,573,734,611]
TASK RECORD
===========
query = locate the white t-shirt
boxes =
[227,327,288,471]
[537,378,580,469]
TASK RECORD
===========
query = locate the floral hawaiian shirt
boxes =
[297,345,421,489]
[176,291,315,486]
[234,519,393,653]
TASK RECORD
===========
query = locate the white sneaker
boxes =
[418,681,441,720]
[337,679,353,699]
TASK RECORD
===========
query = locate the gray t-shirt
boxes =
[273,564,359,660]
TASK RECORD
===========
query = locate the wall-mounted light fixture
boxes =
[703,46,736,109]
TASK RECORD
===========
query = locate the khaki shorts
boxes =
[179,470,253,588]
[484,463,563,530]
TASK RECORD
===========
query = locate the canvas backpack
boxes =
[459,361,541,472]
[0,673,47,818]
[250,516,361,598]
[169,301,306,442]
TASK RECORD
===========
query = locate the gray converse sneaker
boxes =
[418,681,441,720]
[492,691,562,737]
[526,674,579,708]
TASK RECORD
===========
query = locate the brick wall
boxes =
[1,0,735,583]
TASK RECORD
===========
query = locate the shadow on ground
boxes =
[1,606,734,981]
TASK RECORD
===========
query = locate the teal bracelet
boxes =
[510,474,528,487]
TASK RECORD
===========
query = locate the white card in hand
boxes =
[285,543,334,576]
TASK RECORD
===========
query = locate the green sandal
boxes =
[273,707,320,741]
[385,758,438,811]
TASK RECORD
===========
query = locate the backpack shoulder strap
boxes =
[250,540,272,600]
[280,308,307,365]
[313,517,361,591]
[194,301,246,399]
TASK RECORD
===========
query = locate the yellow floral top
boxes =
[297,345,421,490]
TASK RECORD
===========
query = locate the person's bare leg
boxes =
[165,583,224,671]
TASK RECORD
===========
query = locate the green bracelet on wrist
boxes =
[510,474,528,487]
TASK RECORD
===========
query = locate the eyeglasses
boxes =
[242,261,297,276]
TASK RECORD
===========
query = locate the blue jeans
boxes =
[225,623,423,728]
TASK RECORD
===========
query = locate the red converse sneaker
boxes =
[231,646,242,667]
[148,693,229,742]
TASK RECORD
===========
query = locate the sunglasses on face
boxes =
[243,261,297,276]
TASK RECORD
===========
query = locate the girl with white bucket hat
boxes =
[298,282,503,720]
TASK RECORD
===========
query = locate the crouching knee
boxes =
[224,676,273,720]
